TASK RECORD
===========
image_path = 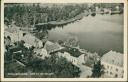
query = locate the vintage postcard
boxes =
[0,0,127,81]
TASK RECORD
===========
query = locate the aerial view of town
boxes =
[4,3,124,78]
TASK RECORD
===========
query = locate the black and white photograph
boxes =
[1,0,127,81]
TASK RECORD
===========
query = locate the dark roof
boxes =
[45,43,62,53]
[58,46,82,57]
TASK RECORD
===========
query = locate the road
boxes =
[77,64,92,78]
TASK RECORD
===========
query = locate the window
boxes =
[115,74,118,77]
[106,71,108,74]
[110,72,113,75]
[107,65,109,69]
[23,33,26,37]
[116,68,118,72]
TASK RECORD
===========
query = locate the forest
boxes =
[4,3,86,28]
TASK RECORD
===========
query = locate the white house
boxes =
[77,54,88,65]
[36,48,50,59]
[44,42,64,54]
[57,52,78,66]
[101,50,124,78]
[4,27,43,48]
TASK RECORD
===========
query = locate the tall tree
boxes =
[91,60,104,78]
[27,55,81,78]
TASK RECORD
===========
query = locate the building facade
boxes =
[57,52,78,66]
[101,50,123,78]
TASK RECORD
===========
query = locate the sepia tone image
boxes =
[4,3,124,78]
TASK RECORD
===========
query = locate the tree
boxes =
[27,55,81,78]
[57,40,64,45]
[65,36,79,48]
[91,60,104,78]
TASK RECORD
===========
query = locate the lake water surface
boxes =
[48,14,123,55]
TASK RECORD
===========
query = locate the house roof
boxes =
[45,42,62,53]
[101,50,123,67]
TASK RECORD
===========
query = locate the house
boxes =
[77,54,88,65]
[21,33,43,48]
[5,30,22,43]
[86,52,100,62]
[57,52,78,66]
[57,51,93,78]
[4,28,43,48]
[101,50,123,78]
[4,36,11,47]
[35,48,50,59]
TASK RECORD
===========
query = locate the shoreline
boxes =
[36,12,85,26]
[35,11,122,27]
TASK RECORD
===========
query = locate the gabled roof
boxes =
[45,42,62,53]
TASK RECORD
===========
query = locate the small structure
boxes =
[4,28,43,48]
[35,48,50,59]
[57,52,78,66]
[44,42,64,54]
[101,50,123,78]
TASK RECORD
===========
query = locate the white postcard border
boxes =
[1,0,127,81]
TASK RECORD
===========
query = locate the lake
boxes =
[48,14,123,55]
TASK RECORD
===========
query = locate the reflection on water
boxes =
[48,14,123,55]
